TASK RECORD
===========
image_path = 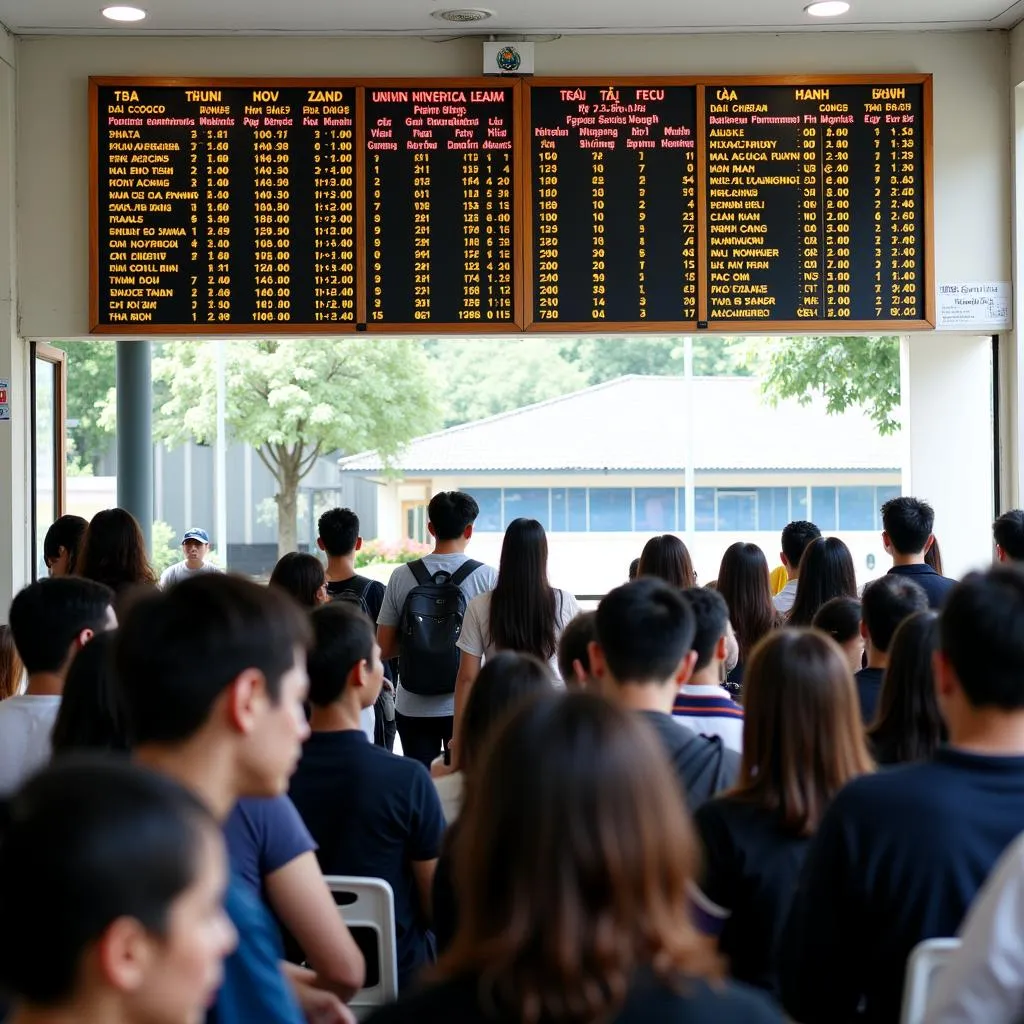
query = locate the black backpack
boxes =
[330,576,373,619]
[398,559,482,697]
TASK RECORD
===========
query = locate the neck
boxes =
[609,680,676,716]
[432,539,467,555]
[688,666,724,688]
[134,738,240,821]
[309,698,365,733]
[324,553,357,581]
[866,647,888,670]
[786,567,799,582]
[24,672,64,697]
[892,552,926,567]
[948,709,1024,756]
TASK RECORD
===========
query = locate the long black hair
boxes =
[716,542,778,665]
[269,552,326,609]
[488,518,559,662]
[788,537,858,627]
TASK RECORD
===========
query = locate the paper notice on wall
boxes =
[937,282,1011,331]
[0,377,8,421]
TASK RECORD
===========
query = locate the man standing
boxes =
[882,497,957,609]
[159,527,223,588]
[773,521,822,616]
[993,509,1024,564]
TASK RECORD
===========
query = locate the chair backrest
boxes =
[899,937,961,1024]
[324,875,399,1017]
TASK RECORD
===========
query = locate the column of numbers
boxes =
[637,153,648,319]
[253,128,291,322]
[822,126,852,319]
[536,148,559,320]
[459,152,482,320]
[312,127,356,321]
[887,122,919,318]
[591,150,607,320]
[203,129,231,323]
[485,152,513,320]
[369,153,384,321]
[681,149,697,318]
[412,153,431,321]
[797,123,820,319]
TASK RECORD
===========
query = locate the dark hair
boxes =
[0,625,23,701]
[731,630,873,836]
[861,575,930,654]
[489,519,558,662]
[868,612,945,765]
[428,491,480,542]
[993,510,1024,561]
[115,573,311,746]
[8,577,114,675]
[716,543,778,663]
[76,508,157,592]
[440,694,720,1023]
[269,552,326,610]
[595,579,696,685]
[460,652,552,774]
[940,568,1024,710]
[787,537,858,627]
[51,632,129,756]
[318,508,360,558]
[307,602,376,707]
[924,537,944,576]
[43,515,89,574]
[812,597,862,646]
[0,757,217,1006]
[680,588,730,672]
[556,612,596,688]
[882,496,935,555]
[781,520,822,570]
[627,558,640,582]
[637,535,696,589]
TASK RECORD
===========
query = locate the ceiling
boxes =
[2,0,1023,36]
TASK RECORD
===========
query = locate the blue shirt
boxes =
[887,563,957,609]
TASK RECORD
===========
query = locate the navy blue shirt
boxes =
[887,564,956,609]
[780,747,1024,1024]
[854,667,885,726]
[289,729,446,990]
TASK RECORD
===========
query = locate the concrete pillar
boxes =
[116,340,153,554]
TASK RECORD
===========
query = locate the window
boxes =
[717,490,757,532]
[589,488,632,531]
[635,488,676,531]
[838,486,875,531]
[876,486,901,529]
[791,487,809,522]
[676,488,687,531]
[31,344,67,579]
[473,488,502,532]
[503,488,549,529]
[568,488,587,531]
[695,488,716,531]
[812,487,837,530]
[757,487,791,531]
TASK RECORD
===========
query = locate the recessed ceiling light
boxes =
[430,7,494,22]
[102,5,147,21]
[804,1,850,15]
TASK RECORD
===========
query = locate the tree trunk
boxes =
[276,473,299,557]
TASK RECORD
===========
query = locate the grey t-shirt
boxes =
[159,559,223,589]
[378,554,498,718]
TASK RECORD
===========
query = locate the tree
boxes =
[560,336,751,383]
[151,339,437,555]
[758,335,902,435]
[51,340,117,472]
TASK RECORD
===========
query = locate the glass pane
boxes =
[812,487,837,530]
[34,358,56,577]
[695,488,716,532]
[757,487,790,531]
[472,488,502,532]
[875,486,901,530]
[568,488,587,531]
[635,487,676,532]
[791,487,809,521]
[717,491,757,532]
[503,488,550,529]
[551,488,567,532]
[838,486,875,530]
[677,488,687,531]
[588,488,632,532]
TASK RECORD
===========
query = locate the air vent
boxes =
[431,7,494,22]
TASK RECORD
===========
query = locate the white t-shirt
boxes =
[159,560,223,589]
[773,578,799,615]
[0,695,62,794]
[457,588,580,679]
[432,771,465,824]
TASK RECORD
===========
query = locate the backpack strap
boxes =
[351,575,372,601]
[449,559,483,588]
[407,560,432,586]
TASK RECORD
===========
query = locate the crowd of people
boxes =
[2,495,1024,1022]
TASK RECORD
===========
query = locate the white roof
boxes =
[339,375,901,474]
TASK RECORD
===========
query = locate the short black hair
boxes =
[0,757,216,1007]
[781,520,822,569]
[680,588,730,672]
[861,575,930,653]
[8,578,114,675]
[557,611,597,685]
[628,558,640,582]
[812,596,862,645]
[882,496,935,555]
[307,602,376,707]
[941,569,1024,709]
[42,515,89,571]
[318,508,360,558]
[115,573,311,746]
[595,579,697,685]
[428,491,480,542]
[994,510,1024,562]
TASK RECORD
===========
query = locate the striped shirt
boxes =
[672,684,744,754]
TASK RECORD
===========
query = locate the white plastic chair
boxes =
[324,875,399,1019]
[900,937,961,1024]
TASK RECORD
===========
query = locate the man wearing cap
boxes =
[159,528,223,589]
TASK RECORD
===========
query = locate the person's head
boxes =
[441,694,719,1018]
[716,542,776,662]
[556,611,597,690]
[490,518,556,661]
[812,597,864,675]
[77,508,157,591]
[868,611,945,763]
[269,552,328,609]
[115,574,312,800]
[637,534,696,589]
[307,602,384,712]
[924,536,944,576]
[735,630,873,836]
[8,577,116,679]
[459,651,553,775]
[181,529,211,570]
[787,536,858,628]
[590,579,697,692]
[0,758,236,1022]
[0,624,23,701]
[51,631,130,757]
[860,574,929,660]
[781,520,822,576]
[882,496,935,559]
[993,509,1024,563]
[317,507,361,560]
[427,490,479,544]
[679,588,730,682]
[627,557,640,582]
[43,515,89,577]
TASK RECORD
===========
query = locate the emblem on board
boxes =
[495,45,521,72]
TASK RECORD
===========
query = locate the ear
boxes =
[225,668,268,736]
[714,634,729,662]
[96,916,152,994]
[587,641,609,682]
[674,649,699,687]
[996,545,1007,563]
[355,536,363,552]
[75,627,96,650]
[881,531,891,553]
[933,649,958,702]
[923,534,935,554]
[316,537,325,552]
[427,522,437,539]
[780,552,789,568]
[571,658,589,687]
[859,620,869,641]
[464,523,474,540]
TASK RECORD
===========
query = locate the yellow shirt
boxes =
[770,565,789,596]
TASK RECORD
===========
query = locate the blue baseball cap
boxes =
[182,528,210,544]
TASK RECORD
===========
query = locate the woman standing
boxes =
[716,542,779,692]
[637,534,697,589]
[786,536,858,627]
[76,508,156,612]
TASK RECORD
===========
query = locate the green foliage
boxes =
[149,520,180,575]
[355,538,431,568]
[560,336,751,383]
[51,341,116,470]
[759,335,902,435]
